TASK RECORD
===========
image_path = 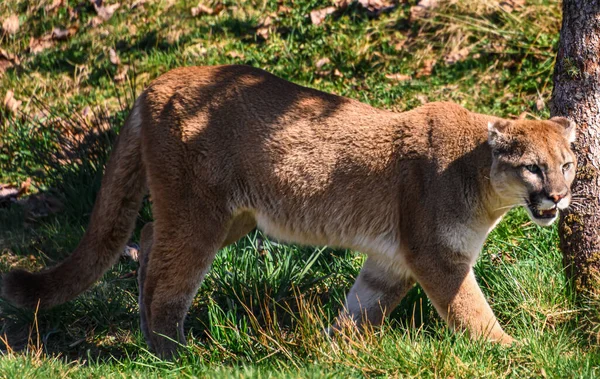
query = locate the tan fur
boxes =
[1,65,577,358]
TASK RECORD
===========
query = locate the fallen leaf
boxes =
[358,0,396,16]
[256,26,270,39]
[416,59,436,78]
[191,2,224,16]
[500,0,526,13]
[443,47,470,65]
[310,6,336,26]
[130,0,147,9]
[93,1,120,21]
[51,26,76,40]
[385,73,412,82]
[277,4,292,14]
[256,15,274,39]
[315,57,331,69]
[410,0,438,19]
[226,51,245,59]
[536,97,545,111]
[114,64,129,83]
[28,35,54,54]
[393,40,407,52]
[2,15,19,35]
[416,94,429,104]
[109,48,120,65]
[185,44,208,57]
[0,49,19,76]
[334,0,352,9]
[17,178,32,197]
[333,68,343,77]
[166,29,182,44]
[3,90,22,113]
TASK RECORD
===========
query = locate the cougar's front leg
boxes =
[336,257,415,330]
[408,252,514,345]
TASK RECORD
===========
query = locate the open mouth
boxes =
[528,205,558,219]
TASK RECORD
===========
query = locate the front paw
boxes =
[495,333,516,346]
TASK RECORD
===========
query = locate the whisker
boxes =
[491,203,527,212]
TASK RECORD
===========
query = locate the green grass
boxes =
[1,0,599,377]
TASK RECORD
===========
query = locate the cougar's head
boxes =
[488,117,577,226]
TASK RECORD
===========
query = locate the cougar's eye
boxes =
[525,164,540,174]
[562,162,573,172]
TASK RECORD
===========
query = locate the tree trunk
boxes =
[551,0,600,295]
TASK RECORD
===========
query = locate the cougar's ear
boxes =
[550,116,576,143]
[487,120,512,149]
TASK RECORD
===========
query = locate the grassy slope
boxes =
[1,0,599,377]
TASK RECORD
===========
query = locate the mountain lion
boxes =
[2,65,577,358]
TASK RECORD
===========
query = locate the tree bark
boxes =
[551,1,600,294]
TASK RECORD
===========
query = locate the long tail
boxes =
[2,99,147,309]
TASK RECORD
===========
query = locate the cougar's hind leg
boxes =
[141,195,231,359]
[138,212,252,357]
[335,257,415,331]
[138,222,154,350]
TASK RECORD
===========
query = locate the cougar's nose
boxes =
[549,192,566,204]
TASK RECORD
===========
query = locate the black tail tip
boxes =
[1,269,45,309]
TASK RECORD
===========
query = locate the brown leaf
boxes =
[226,51,245,60]
[166,29,182,44]
[114,64,129,83]
[3,90,22,114]
[536,97,545,111]
[93,1,120,21]
[0,49,19,76]
[416,59,436,78]
[2,15,19,35]
[256,26,270,39]
[393,40,406,52]
[28,36,54,54]
[500,0,526,13]
[17,178,32,198]
[358,0,396,16]
[443,47,470,65]
[277,4,292,14]
[51,26,76,40]
[109,48,120,65]
[130,0,147,9]
[334,0,352,9]
[256,15,274,39]
[191,3,224,17]
[385,73,412,82]
[310,7,336,26]
[410,0,438,19]
[315,57,331,69]
[416,94,429,104]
